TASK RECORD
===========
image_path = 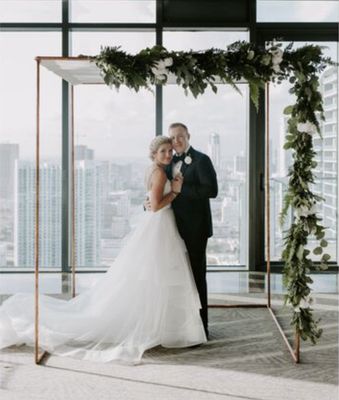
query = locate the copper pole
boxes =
[71,85,76,298]
[265,82,271,309]
[34,59,48,366]
[34,59,40,365]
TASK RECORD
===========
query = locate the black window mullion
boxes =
[156,0,163,136]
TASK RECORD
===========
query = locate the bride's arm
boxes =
[150,168,179,212]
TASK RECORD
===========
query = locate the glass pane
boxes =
[70,0,156,23]
[0,32,62,269]
[164,31,250,269]
[268,42,338,263]
[257,0,339,22]
[0,0,61,22]
[71,32,155,268]
[163,31,249,51]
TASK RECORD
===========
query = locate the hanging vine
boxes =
[92,41,335,344]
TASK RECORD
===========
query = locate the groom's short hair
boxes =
[168,122,189,133]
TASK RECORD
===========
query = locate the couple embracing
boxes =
[0,122,218,364]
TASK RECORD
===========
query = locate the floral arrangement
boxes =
[92,41,336,344]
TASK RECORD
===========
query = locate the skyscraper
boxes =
[0,143,19,265]
[75,147,101,267]
[313,66,338,258]
[75,144,94,161]
[208,132,221,171]
[14,161,61,267]
[0,143,19,203]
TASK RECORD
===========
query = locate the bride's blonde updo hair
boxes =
[149,135,172,161]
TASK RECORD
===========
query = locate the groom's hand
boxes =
[143,197,152,211]
[171,173,183,194]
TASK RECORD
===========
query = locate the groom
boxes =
[166,122,218,339]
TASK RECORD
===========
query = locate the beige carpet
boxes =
[0,294,337,400]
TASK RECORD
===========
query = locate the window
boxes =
[70,0,156,23]
[163,31,250,268]
[0,32,61,268]
[0,0,61,22]
[257,1,339,22]
[268,42,338,263]
[71,31,155,268]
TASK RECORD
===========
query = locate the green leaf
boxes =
[321,253,331,262]
[313,247,323,255]
[283,142,293,150]
[316,231,325,240]
[297,245,304,260]
[249,82,259,111]
[320,239,328,247]
[284,105,294,115]
[319,262,328,271]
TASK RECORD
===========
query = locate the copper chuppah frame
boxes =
[34,57,300,365]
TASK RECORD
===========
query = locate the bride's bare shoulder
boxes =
[151,167,167,183]
[145,165,167,190]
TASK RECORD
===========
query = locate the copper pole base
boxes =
[36,350,48,365]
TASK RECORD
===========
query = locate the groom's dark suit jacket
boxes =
[166,146,218,335]
[166,146,218,242]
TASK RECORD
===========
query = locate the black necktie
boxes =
[173,153,185,163]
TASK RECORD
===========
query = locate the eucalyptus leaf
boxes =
[313,247,323,255]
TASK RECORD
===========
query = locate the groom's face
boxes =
[169,126,190,155]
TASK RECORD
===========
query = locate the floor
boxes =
[0,272,338,400]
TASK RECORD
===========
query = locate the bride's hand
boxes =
[171,174,183,194]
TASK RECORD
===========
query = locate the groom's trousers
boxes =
[183,236,208,337]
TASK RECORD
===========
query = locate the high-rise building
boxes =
[0,143,19,202]
[75,158,101,267]
[14,161,61,267]
[0,143,19,265]
[208,132,221,171]
[75,144,94,161]
[314,66,338,253]
[233,151,246,174]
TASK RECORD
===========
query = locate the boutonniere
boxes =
[184,154,192,165]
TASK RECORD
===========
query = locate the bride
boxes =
[0,136,207,364]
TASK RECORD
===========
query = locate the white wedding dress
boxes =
[0,172,206,363]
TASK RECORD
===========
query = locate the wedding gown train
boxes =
[0,178,206,363]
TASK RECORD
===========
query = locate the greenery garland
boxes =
[92,41,335,345]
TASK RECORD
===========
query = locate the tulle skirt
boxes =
[0,207,206,363]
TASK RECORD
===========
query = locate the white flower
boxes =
[247,50,255,60]
[269,47,283,75]
[272,64,281,73]
[163,57,173,67]
[295,203,317,219]
[151,57,173,81]
[293,296,314,312]
[184,155,192,165]
[297,121,317,135]
[270,47,283,65]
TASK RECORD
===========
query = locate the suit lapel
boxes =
[180,161,188,176]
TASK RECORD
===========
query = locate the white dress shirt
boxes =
[172,144,191,178]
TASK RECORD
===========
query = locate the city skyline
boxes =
[0,135,249,268]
